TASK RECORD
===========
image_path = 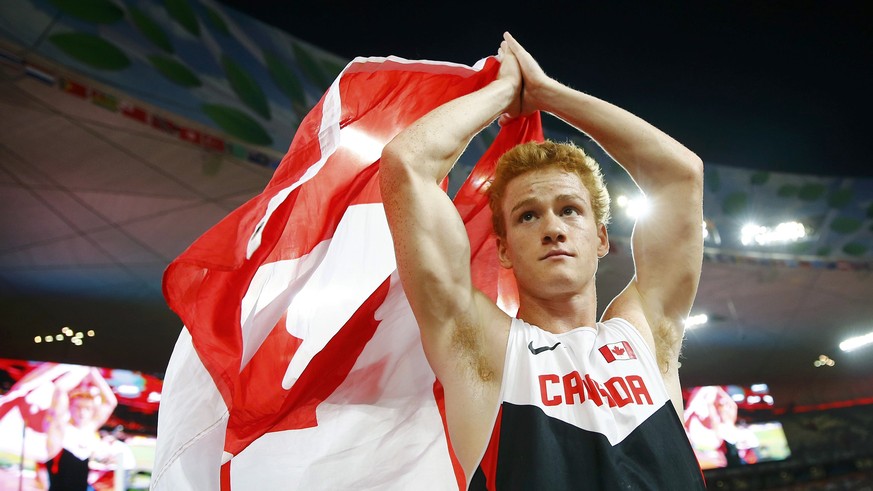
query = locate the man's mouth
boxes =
[541,250,572,260]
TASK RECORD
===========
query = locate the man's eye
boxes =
[562,207,578,216]
[520,212,535,222]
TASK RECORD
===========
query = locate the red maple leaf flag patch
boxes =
[599,341,637,363]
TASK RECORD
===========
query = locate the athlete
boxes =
[44,367,118,491]
[380,32,705,488]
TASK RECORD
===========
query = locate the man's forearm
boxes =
[382,79,517,183]
[535,81,702,189]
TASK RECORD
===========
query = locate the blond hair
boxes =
[487,140,610,238]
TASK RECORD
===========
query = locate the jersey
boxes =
[469,317,705,490]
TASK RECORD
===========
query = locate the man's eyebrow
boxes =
[510,197,538,215]
[509,193,589,215]
[556,193,589,205]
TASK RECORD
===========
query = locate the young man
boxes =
[380,33,705,489]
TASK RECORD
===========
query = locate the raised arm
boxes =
[505,33,703,398]
[87,367,118,429]
[379,44,519,372]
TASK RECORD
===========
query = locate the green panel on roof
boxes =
[293,42,328,88]
[828,188,853,208]
[49,0,124,24]
[830,217,862,234]
[842,243,867,256]
[148,55,201,87]
[202,104,272,146]
[777,184,798,198]
[264,50,306,106]
[798,183,826,201]
[722,192,748,217]
[222,55,271,120]
[204,5,230,36]
[164,0,200,37]
[49,33,130,70]
[750,171,769,186]
[130,7,173,53]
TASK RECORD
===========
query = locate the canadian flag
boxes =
[153,55,541,490]
[599,341,638,363]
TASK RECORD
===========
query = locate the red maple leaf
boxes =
[611,345,625,356]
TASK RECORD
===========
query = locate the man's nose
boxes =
[541,213,567,244]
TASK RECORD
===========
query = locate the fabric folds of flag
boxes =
[153,55,543,490]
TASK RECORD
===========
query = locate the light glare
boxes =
[840,331,873,352]
[614,194,649,219]
[624,197,649,219]
[117,384,141,397]
[751,384,768,393]
[340,127,383,164]
[684,313,708,329]
[741,221,806,246]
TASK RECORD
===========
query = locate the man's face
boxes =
[69,397,97,427]
[497,167,608,299]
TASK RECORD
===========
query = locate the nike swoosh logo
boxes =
[528,341,562,355]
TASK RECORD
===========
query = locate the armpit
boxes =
[451,322,494,382]
[652,317,684,374]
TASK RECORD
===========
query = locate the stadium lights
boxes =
[740,221,806,246]
[34,326,96,345]
[814,354,836,367]
[751,384,769,393]
[684,313,708,329]
[615,194,649,219]
[839,331,873,352]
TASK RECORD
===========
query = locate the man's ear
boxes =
[597,223,609,258]
[497,236,513,269]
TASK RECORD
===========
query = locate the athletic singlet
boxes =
[469,317,705,490]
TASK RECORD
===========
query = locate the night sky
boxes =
[220,1,873,177]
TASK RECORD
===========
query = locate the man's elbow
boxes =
[678,150,704,183]
[380,140,413,190]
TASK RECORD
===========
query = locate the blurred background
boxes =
[1,1,871,489]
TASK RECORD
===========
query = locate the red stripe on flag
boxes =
[220,461,231,491]
[433,380,466,489]
[622,340,637,359]
[599,344,617,363]
[476,405,504,491]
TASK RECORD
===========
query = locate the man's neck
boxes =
[515,285,598,334]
